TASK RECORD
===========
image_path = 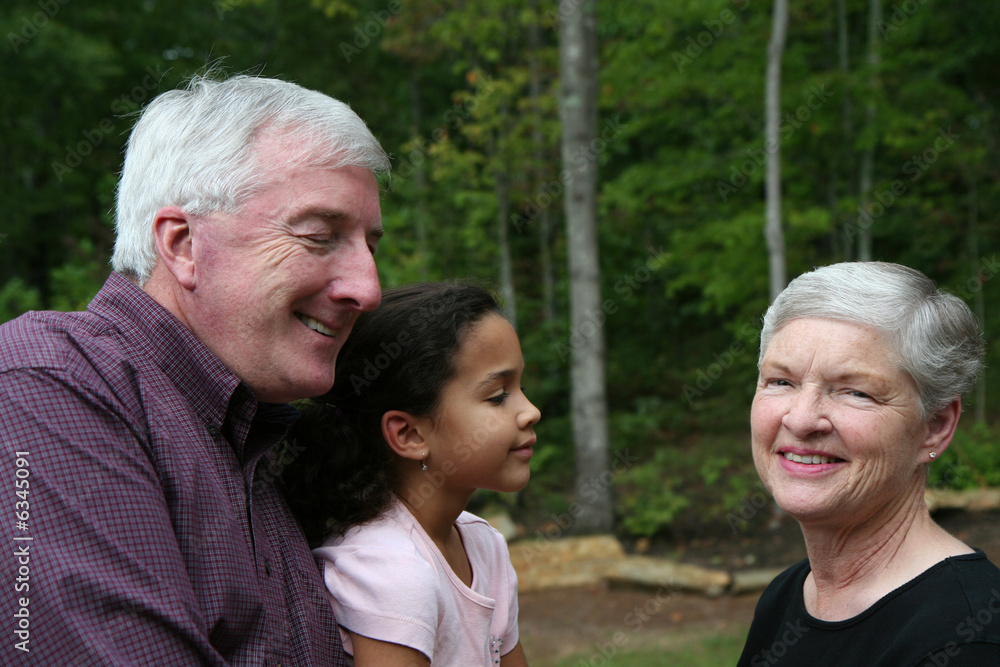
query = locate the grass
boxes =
[541,626,747,667]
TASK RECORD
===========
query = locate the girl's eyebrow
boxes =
[476,369,515,390]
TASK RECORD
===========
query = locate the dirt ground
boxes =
[516,508,1000,664]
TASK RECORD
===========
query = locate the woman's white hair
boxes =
[113,73,391,285]
[759,261,985,417]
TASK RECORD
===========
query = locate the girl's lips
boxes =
[511,438,536,458]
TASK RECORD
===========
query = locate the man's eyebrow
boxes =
[289,208,385,239]
[288,207,344,225]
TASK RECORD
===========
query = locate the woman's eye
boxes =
[848,390,872,399]
[488,392,510,405]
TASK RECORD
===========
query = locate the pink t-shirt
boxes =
[314,497,520,666]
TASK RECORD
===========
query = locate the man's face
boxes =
[187,141,383,403]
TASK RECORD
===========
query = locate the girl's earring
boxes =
[421,454,429,472]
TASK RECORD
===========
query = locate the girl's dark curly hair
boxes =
[279,281,503,547]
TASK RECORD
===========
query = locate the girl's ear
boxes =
[381,410,428,462]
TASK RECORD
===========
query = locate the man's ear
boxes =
[922,397,962,460]
[152,206,196,290]
[381,410,428,462]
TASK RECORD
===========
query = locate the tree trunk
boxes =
[765,0,788,303]
[410,72,430,278]
[495,161,518,330]
[765,0,789,531]
[529,0,557,327]
[558,0,613,534]
[835,0,856,260]
[857,0,882,262]
[966,176,987,423]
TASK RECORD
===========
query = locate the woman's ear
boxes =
[381,410,428,462]
[922,397,962,460]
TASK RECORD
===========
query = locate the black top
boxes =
[738,549,1000,666]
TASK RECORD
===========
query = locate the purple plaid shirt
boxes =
[0,272,346,666]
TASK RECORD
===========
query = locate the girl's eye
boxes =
[488,392,510,405]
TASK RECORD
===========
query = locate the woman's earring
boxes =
[421,454,429,471]
[929,451,938,460]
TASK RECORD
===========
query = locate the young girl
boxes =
[281,282,539,666]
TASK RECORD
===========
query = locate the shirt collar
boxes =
[88,272,254,450]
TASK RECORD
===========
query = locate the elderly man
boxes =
[0,75,389,665]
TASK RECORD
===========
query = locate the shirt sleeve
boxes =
[317,540,440,661]
[499,535,520,653]
[0,368,225,665]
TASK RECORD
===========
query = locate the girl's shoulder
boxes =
[455,511,512,560]
[317,499,424,554]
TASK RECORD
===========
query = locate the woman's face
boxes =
[751,318,938,528]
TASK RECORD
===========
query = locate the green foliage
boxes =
[615,447,691,537]
[0,278,41,324]
[927,422,1000,490]
[47,240,108,313]
[3,0,999,539]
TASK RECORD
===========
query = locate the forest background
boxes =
[2,0,999,543]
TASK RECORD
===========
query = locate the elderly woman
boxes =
[738,262,1000,666]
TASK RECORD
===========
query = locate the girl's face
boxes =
[420,314,541,496]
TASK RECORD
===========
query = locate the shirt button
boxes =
[264,559,272,577]
[207,423,220,437]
